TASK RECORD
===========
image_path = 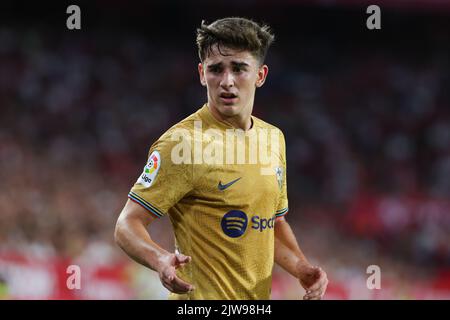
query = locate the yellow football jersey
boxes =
[128,104,288,299]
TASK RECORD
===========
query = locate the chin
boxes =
[218,104,240,116]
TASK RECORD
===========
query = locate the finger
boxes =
[162,281,190,294]
[305,281,328,300]
[308,279,327,293]
[308,271,327,292]
[161,276,194,294]
[175,254,192,268]
[161,280,177,293]
[309,277,328,296]
[305,289,324,300]
[161,268,176,283]
[304,289,322,300]
[162,279,180,293]
[305,291,324,300]
[303,294,310,300]
[170,275,195,293]
[176,254,192,263]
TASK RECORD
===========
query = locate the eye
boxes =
[233,66,245,73]
[209,66,222,73]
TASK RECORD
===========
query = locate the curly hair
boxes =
[196,17,275,64]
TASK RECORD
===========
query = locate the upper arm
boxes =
[117,199,158,227]
[275,216,286,224]
[274,216,287,234]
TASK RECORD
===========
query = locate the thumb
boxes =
[175,254,192,265]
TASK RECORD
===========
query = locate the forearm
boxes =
[274,217,310,276]
[114,215,170,272]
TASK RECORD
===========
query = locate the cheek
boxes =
[205,75,220,87]
[240,72,254,81]
[239,74,257,91]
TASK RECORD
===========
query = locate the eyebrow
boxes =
[207,61,250,69]
[231,61,249,67]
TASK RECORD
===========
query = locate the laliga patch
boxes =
[137,151,161,188]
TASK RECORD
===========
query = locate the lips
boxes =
[220,92,237,98]
[219,92,238,104]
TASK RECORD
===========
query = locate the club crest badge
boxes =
[275,166,284,190]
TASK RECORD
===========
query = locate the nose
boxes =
[220,71,234,88]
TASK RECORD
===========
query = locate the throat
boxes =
[228,116,253,131]
[208,104,253,131]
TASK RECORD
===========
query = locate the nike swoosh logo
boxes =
[218,177,242,191]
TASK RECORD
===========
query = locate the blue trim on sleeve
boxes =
[275,208,288,217]
[128,192,164,218]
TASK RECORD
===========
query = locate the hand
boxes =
[157,253,195,294]
[297,263,328,300]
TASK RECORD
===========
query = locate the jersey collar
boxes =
[199,103,255,132]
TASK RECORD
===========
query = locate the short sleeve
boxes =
[128,136,193,218]
[275,131,288,218]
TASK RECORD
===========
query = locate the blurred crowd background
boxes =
[0,0,449,299]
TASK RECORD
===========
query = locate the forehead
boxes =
[203,44,258,66]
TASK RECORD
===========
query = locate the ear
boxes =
[255,64,269,88]
[198,63,206,87]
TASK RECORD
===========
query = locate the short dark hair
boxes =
[196,17,275,64]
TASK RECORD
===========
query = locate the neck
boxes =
[207,103,253,131]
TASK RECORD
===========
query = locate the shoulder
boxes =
[252,116,286,140]
[152,108,202,148]
[252,116,287,163]
[164,111,201,137]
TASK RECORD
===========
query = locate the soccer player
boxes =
[114,17,328,300]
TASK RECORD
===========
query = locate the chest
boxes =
[192,163,281,209]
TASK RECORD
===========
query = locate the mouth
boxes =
[219,92,238,105]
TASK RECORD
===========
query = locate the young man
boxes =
[114,17,328,300]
